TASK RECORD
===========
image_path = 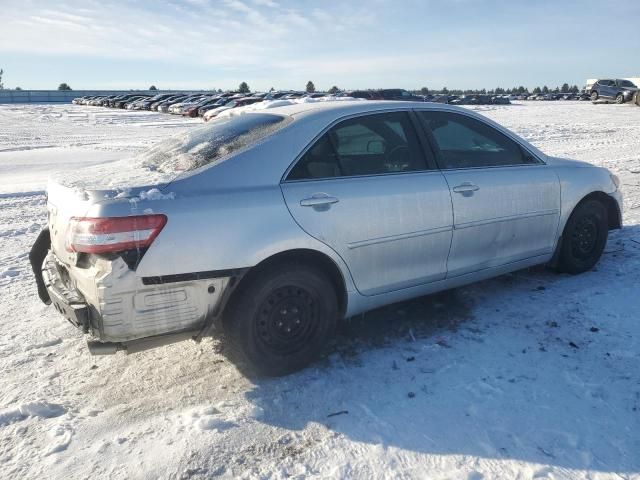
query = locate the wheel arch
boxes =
[550,190,620,269]
[576,191,622,230]
[233,248,349,318]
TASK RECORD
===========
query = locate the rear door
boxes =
[281,111,453,296]
[416,110,560,277]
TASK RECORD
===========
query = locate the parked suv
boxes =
[589,79,638,104]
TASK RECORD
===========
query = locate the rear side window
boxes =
[418,111,538,169]
[618,79,636,88]
[138,113,288,173]
[287,111,427,180]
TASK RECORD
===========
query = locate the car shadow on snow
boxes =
[241,226,640,474]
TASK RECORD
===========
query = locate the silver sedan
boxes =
[31,101,622,375]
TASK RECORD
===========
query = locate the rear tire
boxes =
[557,200,608,274]
[615,93,624,104]
[223,263,338,376]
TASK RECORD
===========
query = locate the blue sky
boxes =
[1,0,639,91]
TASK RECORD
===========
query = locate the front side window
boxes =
[287,111,427,180]
[418,111,538,169]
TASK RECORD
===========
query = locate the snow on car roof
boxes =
[215,97,446,123]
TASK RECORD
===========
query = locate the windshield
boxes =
[137,113,289,173]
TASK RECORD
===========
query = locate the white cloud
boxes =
[252,0,279,6]
[0,0,376,68]
[4,0,634,90]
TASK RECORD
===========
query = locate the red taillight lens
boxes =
[67,215,167,254]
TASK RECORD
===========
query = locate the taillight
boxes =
[66,215,167,254]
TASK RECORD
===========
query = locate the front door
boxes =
[416,110,561,277]
[599,80,615,99]
[281,111,453,296]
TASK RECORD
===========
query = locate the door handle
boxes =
[452,182,480,194]
[300,194,340,207]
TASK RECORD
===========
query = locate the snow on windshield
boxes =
[51,113,288,191]
[137,113,288,174]
[49,97,359,191]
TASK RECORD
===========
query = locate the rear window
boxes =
[138,113,289,173]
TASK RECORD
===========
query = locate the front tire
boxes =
[224,263,338,376]
[557,200,608,274]
[590,91,599,102]
[615,93,624,104]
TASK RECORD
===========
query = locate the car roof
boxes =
[259,100,466,121]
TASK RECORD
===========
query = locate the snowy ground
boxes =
[0,102,639,480]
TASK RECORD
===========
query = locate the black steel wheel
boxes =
[224,263,338,376]
[254,286,321,356]
[557,200,608,274]
[570,215,598,259]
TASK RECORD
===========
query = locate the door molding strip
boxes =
[347,225,452,249]
[455,209,559,230]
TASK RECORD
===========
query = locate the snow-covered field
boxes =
[1,102,639,480]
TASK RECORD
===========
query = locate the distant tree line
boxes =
[416,83,581,96]
[0,73,584,96]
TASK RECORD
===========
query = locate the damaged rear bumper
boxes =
[30,230,245,354]
[42,254,92,333]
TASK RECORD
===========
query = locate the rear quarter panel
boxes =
[114,185,357,296]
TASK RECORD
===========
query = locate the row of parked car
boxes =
[73,88,515,117]
[346,90,513,105]
[71,80,640,117]
[73,91,343,121]
[524,92,591,101]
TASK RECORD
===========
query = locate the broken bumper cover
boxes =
[30,229,246,354]
[42,255,92,333]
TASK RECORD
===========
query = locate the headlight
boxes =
[610,173,620,190]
